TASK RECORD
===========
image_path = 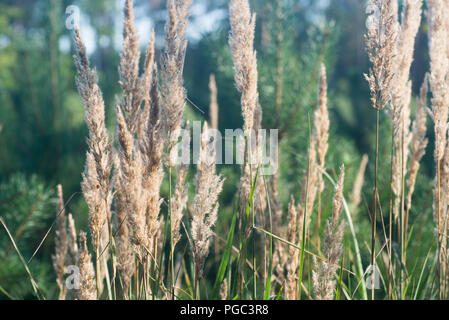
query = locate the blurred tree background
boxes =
[0,0,434,299]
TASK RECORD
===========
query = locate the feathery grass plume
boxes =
[229,0,267,216]
[74,27,113,254]
[428,1,449,296]
[351,154,369,208]
[116,0,159,259]
[285,196,304,300]
[313,63,330,242]
[427,0,449,241]
[67,213,79,265]
[119,0,156,137]
[390,0,422,221]
[113,155,135,298]
[171,153,189,248]
[406,75,428,213]
[229,0,258,134]
[190,122,224,295]
[117,0,156,241]
[209,74,219,130]
[271,172,287,285]
[219,279,228,300]
[139,66,165,255]
[364,0,398,299]
[312,165,345,300]
[439,140,449,295]
[161,0,193,167]
[118,0,142,133]
[115,103,148,258]
[139,31,156,140]
[78,232,97,300]
[314,64,329,193]
[273,238,288,286]
[52,184,68,300]
[364,0,399,111]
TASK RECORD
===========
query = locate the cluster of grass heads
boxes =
[0,0,445,301]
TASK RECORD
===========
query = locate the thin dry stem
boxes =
[52,184,68,300]
[209,74,219,130]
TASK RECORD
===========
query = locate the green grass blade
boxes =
[413,241,434,300]
[212,204,238,299]
[0,283,15,300]
[274,283,284,300]
[0,217,45,300]
[246,168,260,219]
[336,253,344,300]
[262,175,273,300]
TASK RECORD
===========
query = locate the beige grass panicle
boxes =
[114,0,164,261]
[170,163,189,248]
[364,0,399,111]
[116,1,160,259]
[115,102,147,257]
[428,0,449,163]
[428,2,449,287]
[67,213,78,266]
[285,196,304,300]
[219,279,228,300]
[170,125,190,248]
[118,0,142,133]
[229,0,258,134]
[161,0,193,167]
[78,232,97,300]
[406,75,428,212]
[139,66,165,254]
[139,30,157,140]
[113,154,135,298]
[390,0,423,221]
[313,165,345,300]
[427,0,449,240]
[229,0,266,212]
[314,64,330,194]
[190,122,224,280]
[271,173,287,285]
[74,27,113,254]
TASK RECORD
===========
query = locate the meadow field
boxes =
[0,0,448,300]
